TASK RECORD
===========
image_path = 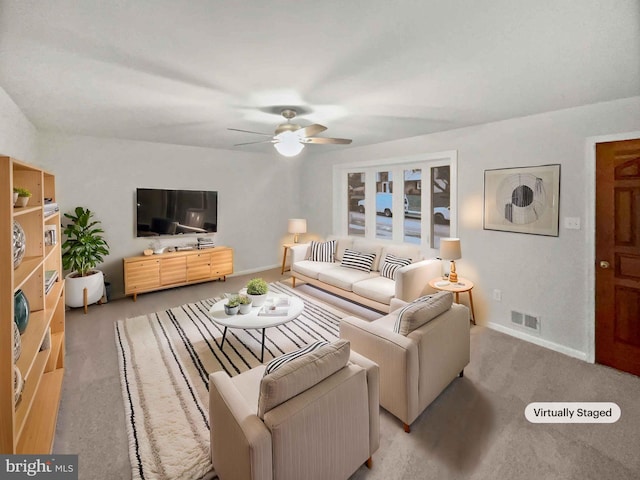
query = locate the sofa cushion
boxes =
[352,276,396,305]
[341,248,377,272]
[393,292,453,335]
[380,253,412,280]
[380,244,423,265]
[318,266,377,291]
[327,236,353,262]
[257,339,351,418]
[292,260,340,279]
[309,240,336,262]
[352,239,384,271]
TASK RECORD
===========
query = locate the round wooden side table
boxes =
[428,276,476,324]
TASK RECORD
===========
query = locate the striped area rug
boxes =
[114,282,348,480]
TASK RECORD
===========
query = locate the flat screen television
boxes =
[136,188,218,237]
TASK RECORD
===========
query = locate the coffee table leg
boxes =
[260,328,266,363]
[220,327,228,349]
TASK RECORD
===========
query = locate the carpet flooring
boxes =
[54,269,640,480]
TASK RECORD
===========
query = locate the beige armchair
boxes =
[209,340,380,480]
[340,297,470,432]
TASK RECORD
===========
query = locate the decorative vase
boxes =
[14,289,30,334]
[13,220,26,269]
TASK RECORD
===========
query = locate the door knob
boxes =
[599,261,610,269]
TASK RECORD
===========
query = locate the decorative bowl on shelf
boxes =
[14,366,24,406]
[13,220,26,269]
[13,322,21,361]
[14,289,30,334]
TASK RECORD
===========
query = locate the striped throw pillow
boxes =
[309,240,336,262]
[380,253,412,280]
[393,291,453,335]
[264,340,329,375]
[340,248,376,272]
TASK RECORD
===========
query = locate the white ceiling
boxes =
[0,0,638,154]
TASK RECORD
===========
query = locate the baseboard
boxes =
[230,264,280,276]
[486,321,590,363]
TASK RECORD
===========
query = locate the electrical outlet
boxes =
[493,289,502,301]
[564,217,581,230]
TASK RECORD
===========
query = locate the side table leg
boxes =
[281,246,288,275]
[468,291,476,324]
[260,328,266,363]
[220,327,228,348]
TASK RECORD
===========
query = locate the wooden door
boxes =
[595,139,640,376]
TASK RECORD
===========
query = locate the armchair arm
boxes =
[209,372,273,480]
[289,243,311,263]
[349,350,380,456]
[394,259,441,302]
[340,316,419,426]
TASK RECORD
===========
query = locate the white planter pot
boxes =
[238,302,253,314]
[247,293,267,307]
[65,270,104,308]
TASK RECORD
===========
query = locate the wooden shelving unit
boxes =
[1,156,65,454]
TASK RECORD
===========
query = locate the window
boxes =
[335,152,456,253]
[347,172,365,237]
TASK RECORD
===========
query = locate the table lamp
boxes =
[288,218,307,243]
[440,238,461,283]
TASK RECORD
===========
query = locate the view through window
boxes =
[341,155,455,250]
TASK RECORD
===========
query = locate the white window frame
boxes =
[333,151,457,256]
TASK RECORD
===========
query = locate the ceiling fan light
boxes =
[274,131,304,157]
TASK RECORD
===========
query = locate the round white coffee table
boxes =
[208,294,304,362]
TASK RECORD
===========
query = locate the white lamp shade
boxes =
[274,132,305,157]
[288,218,307,234]
[440,238,461,260]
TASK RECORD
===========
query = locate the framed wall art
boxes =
[483,164,560,236]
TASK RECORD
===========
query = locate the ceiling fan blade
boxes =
[303,137,353,145]
[233,139,274,146]
[228,128,273,137]
[296,124,327,137]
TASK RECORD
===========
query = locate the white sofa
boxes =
[290,236,441,312]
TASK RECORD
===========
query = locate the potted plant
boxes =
[62,207,110,310]
[237,294,253,314]
[246,277,268,307]
[224,295,240,315]
[14,187,31,207]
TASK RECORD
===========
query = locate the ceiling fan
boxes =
[229,109,352,157]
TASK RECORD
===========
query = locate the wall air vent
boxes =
[511,310,541,333]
